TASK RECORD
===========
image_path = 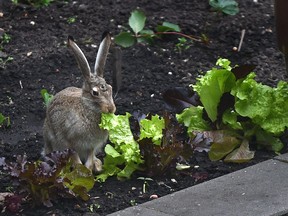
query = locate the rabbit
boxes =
[43,32,116,172]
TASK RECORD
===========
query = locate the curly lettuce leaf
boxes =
[98,113,143,181]
[139,114,165,145]
[176,106,210,135]
[232,73,288,135]
[192,58,236,122]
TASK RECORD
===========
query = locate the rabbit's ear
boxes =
[68,36,92,81]
[94,32,111,77]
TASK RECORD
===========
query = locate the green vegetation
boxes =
[0,150,95,209]
[0,113,10,128]
[209,0,239,15]
[114,10,206,49]
[40,89,53,106]
[178,58,287,161]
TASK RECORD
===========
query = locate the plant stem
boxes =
[155,31,202,42]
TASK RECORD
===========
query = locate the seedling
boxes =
[209,0,239,15]
[137,177,153,194]
[0,56,13,69]
[130,199,137,206]
[114,10,204,48]
[0,33,11,50]
[89,203,101,212]
[67,16,77,24]
[0,113,11,128]
[40,89,53,106]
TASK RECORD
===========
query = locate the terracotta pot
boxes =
[274,0,288,74]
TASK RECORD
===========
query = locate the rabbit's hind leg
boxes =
[71,152,83,165]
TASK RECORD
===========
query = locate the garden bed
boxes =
[0,0,287,215]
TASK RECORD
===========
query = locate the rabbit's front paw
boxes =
[85,156,102,172]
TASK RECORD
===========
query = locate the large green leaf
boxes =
[129,10,146,34]
[193,58,236,122]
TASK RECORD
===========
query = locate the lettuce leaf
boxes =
[176,106,210,135]
[232,73,288,135]
[139,114,165,145]
[192,58,236,122]
[97,113,143,182]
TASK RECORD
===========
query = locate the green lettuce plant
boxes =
[97,112,193,181]
[177,58,287,162]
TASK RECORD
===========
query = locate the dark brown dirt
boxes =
[0,0,287,215]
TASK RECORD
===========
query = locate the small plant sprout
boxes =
[209,0,239,16]
[67,16,77,24]
[0,113,11,128]
[130,199,137,206]
[137,177,153,194]
[89,203,101,212]
[40,89,53,107]
[114,10,204,49]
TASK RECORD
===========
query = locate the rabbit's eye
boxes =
[91,89,99,96]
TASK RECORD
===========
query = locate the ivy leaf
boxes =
[129,10,146,34]
[114,32,136,48]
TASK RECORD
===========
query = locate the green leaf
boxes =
[63,163,95,201]
[114,32,136,48]
[207,130,241,161]
[139,114,165,145]
[222,109,242,130]
[224,140,255,163]
[231,73,288,135]
[176,106,210,135]
[255,129,284,152]
[129,10,146,34]
[41,89,53,106]
[193,58,236,122]
[137,29,155,45]
[209,0,239,15]
[98,113,143,181]
[0,113,10,127]
[157,21,181,32]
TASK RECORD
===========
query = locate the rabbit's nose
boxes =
[108,105,116,113]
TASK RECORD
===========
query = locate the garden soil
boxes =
[0,0,287,215]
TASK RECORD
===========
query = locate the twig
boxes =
[237,29,246,52]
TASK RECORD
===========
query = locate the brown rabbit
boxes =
[43,32,116,172]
